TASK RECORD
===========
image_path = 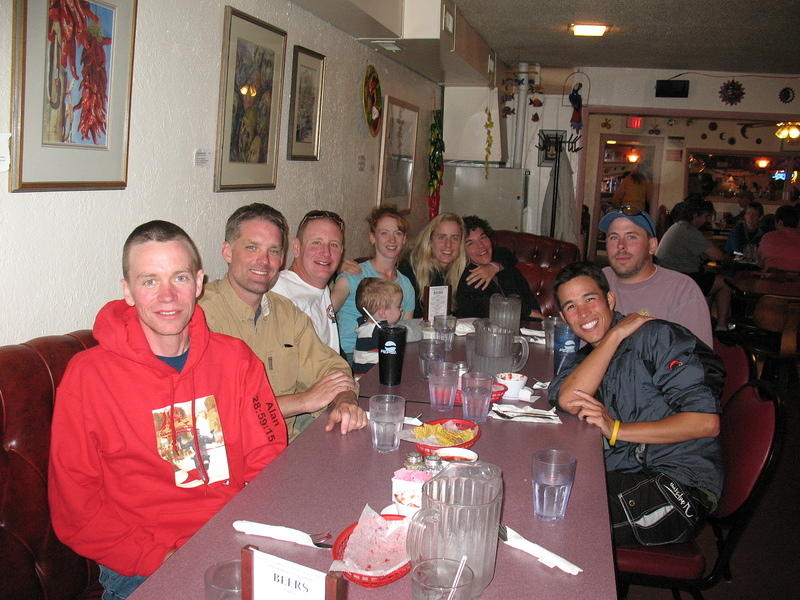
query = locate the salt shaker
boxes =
[424,454,444,474]
[404,451,425,471]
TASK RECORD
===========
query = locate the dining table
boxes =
[128,335,617,599]
[725,270,800,299]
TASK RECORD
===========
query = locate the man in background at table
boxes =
[758,205,800,272]
[599,207,713,347]
[49,221,287,599]
[271,209,345,353]
[549,261,724,547]
[200,203,365,441]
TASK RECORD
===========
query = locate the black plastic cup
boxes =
[378,324,407,386]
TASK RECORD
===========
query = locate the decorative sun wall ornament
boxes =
[779,87,795,103]
[484,107,494,179]
[362,65,383,136]
[719,80,745,105]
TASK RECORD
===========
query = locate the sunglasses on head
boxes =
[605,206,656,236]
[298,210,345,232]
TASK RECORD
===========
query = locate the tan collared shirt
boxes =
[200,277,353,440]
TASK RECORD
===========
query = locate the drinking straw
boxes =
[361,306,383,329]
[446,555,469,600]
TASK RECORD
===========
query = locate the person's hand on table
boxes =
[571,390,615,438]
[325,392,368,435]
[302,372,356,412]
[466,262,501,290]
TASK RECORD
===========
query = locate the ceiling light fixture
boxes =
[775,122,800,140]
[571,24,608,36]
[755,158,771,169]
[626,149,640,163]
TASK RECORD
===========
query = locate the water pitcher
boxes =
[470,319,529,374]
[489,293,522,333]
[406,461,503,593]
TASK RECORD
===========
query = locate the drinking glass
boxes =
[542,316,557,351]
[411,559,474,600]
[433,315,457,351]
[461,372,494,422]
[418,339,446,379]
[368,394,406,453]
[204,559,241,600]
[428,361,458,412]
[532,449,577,521]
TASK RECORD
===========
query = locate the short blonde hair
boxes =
[356,278,403,316]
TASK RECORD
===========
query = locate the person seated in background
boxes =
[272,210,346,353]
[725,201,765,254]
[656,200,732,331]
[599,207,713,347]
[454,215,541,320]
[49,221,287,599]
[352,278,404,378]
[332,206,415,364]
[200,204,365,442]
[758,205,800,272]
[549,262,724,547]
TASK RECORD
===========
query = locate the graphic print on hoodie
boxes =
[153,396,229,488]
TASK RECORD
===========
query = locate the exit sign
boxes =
[626,116,644,129]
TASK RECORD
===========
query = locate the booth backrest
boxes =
[492,230,580,316]
[0,330,101,600]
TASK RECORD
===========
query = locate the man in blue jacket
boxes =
[549,261,724,546]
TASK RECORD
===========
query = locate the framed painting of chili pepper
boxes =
[10,0,138,192]
[287,45,325,161]
[214,6,287,191]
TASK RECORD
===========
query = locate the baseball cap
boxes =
[599,207,657,237]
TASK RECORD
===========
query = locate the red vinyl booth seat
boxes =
[492,230,580,316]
[0,330,101,600]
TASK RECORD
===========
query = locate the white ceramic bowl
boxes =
[433,447,478,463]
[495,372,528,399]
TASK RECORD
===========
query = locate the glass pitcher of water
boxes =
[406,461,503,593]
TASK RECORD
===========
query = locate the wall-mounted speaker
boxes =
[655,80,690,98]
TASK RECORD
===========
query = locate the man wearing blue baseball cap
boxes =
[599,207,713,347]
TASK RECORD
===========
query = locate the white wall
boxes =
[0,0,439,345]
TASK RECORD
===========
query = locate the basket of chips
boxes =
[412,418,481,456]
[331,513,410,587]
[454,381,507,405]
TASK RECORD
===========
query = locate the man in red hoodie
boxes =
[48,221,288,600]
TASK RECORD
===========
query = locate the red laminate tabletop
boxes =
[129,337,616,599]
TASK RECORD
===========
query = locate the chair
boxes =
[738,294,800,389]
[712,334,755,406]
[616,382,782,599]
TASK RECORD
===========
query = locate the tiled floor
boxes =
[625,369,798,599]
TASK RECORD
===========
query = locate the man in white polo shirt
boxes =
[599,207,713,348]
[272,210,345,353]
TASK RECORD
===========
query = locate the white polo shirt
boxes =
[271,270,340,352]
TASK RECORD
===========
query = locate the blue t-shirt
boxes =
[336,260,415,355]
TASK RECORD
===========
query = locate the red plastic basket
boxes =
[454,381,507,405]
[331,514,409,587]
[414,418,481,456]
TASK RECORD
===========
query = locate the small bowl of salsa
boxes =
[433,447,478,463]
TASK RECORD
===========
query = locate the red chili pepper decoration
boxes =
[75,22,111,143]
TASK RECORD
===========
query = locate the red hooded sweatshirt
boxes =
[48,300,287,576]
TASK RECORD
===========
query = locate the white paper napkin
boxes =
[520,328,546,344]
[455,318,476,335]
[232,520,319,549]
[489,404,561,424]
[503,525,583,575]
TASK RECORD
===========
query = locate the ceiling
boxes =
[455,0,800,75]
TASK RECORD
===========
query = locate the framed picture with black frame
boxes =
[287,45,325,160]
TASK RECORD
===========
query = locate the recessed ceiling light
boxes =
[571,24,608,36]
[606,140,617,144]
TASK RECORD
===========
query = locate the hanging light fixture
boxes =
[625,148,640,163]
[775,122,800,140]
[755,157,771,169]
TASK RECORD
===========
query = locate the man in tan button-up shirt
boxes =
[200,203,366,441]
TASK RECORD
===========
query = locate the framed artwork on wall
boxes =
[214,6,286,191]
[10,0,138,192]
[287,45,325,160]
[377,96,419,213]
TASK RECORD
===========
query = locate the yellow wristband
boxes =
[609,419,621,446]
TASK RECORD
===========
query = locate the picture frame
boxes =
[287,45,325,160]
[377,96,419,213]
[537,129,566,167]
[10,0,138,192]
[214,6,286,191]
